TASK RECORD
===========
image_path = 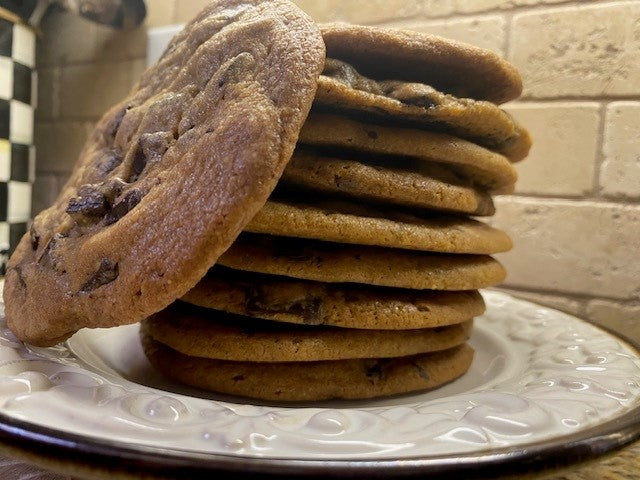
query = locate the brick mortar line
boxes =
[36,56,146,69]
[36,119,98,125]
[499,193,640,205]
[443,0,622,20]
[169,0,178,24]
[364,0,620,25]
[51,66,60,121]
[503,10,512,59]
[591,102,607,197]
[372,11,508,27]
[518,96,640,102]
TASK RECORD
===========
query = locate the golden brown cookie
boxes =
[142,303,472,362]
[316,59,531,162]
[218,234,506,290]
[298,113,517,192]
[183,267,485,329]
[321,24,522,104]
[4,0,325,346]
[280,149,495,216]
[246,199,512,254]
[142,333,475,401]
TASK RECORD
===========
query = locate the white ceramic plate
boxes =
[0,290,639,479]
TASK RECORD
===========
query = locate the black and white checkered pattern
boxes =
[0,18,35,274]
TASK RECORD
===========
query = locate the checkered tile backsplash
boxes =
[0,18,36,274]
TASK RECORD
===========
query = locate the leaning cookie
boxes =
[3,0,325,346]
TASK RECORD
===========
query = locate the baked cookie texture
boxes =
[246,199,512,254]
[142,333,475,401]
[142,303,472,362]
[320,24,522,104]
[182,267,485,329]
[3,0,325,346]
[316,59,531,162]
[218,234,506,290]
[280,150,496,216]
[299,113,518,192]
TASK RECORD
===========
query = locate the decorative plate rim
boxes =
[1,290,640,479]
[0,397,640,479]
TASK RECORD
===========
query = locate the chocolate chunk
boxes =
[245,289,324,325]
[130,144,147,181]
[101,177,128,204]
[412,362,429,380]
[295,298,323,325]
[323,58,383,95]
[382,81,438,109]
[104,189,143,225]
[29,225,39,251]
[66,185,108,218]
[365,361,383,383]
[79,258,119,293]
[130,131,172,181]
[98,150,123,174]
[104,106,129,140]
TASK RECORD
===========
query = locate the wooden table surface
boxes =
[545,441,640,480]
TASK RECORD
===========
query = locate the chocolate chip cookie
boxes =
[280,149,495,216]
[321,24,522,104]
[298,113,517,192]
[183,267,485,329]
[246,199,512,254]
[142,332,474,401]
[316,58,531,162]
[218,234,506,290]
[4,0,325,346]
[142,302,472,362]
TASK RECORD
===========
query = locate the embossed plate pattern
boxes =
[0,290,639,479]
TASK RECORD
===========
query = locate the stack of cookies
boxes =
[4,1,528,402]
[141,25,529,401]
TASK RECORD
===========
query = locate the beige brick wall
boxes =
[33,0,640,340]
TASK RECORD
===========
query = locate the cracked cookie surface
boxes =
[4,0,325,346]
